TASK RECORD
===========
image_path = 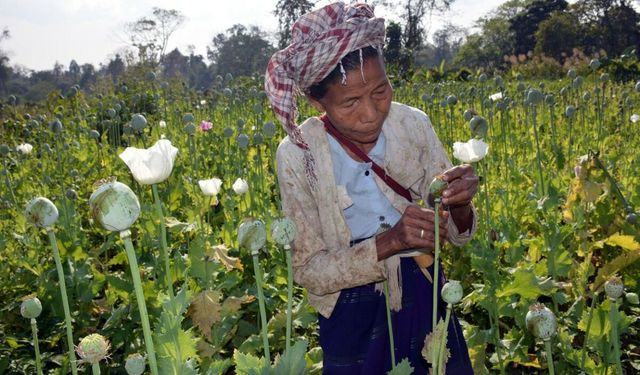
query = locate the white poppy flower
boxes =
[159,120,167,128]
[453,139,489,163]
[232,178,249,194]
[119,139,178,185]
[198,178,223,196]
[631,114,640,123]
[16,143,33,154]
[489,92,503,101]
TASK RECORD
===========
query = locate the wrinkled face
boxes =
[310,55,393,153]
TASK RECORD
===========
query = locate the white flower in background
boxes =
[200,100,207,105]
[119,139,178,185]
[630,114,640,123]
[489,92,503,101]
[453,139,489,163]
[199,178,223,196]
[16,143,33,154]
[232,178,249,194]
[159,120,167,128]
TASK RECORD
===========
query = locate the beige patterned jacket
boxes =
[276,102,477,318]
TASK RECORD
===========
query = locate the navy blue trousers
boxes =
[318,258,474,374]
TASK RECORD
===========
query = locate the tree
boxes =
[273,0,313,48]
[0,27,11,94]
[384,21,409,69]
[400,0,454,51]
[430,23,467,66]
[68,59,81,81]
[79,63,96,88]
[106,54,126,82]
[125,8,186,65]
[162,48,189,78]
[534,11,581,60]
[510,0,568,55]
[207,24,275,78]
[455,16,515,69]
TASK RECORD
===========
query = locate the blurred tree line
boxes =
[1,0,639,104]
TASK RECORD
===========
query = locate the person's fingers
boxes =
[442,164,474,182]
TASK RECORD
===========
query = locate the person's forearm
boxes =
[449,203,473,233]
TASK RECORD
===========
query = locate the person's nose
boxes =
[360,98,377,123]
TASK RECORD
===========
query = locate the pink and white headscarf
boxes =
[264,2,385,187]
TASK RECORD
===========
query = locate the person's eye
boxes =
[344,99,358,108]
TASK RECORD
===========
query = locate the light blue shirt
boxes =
[327,132,402,242]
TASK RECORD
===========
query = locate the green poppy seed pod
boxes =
[0,144,9,156]
[223,127,234,138]
[567,69,577,78]
[263,121,276,137]
[572,76,584,89]
[223,88,233,97]
[516,82,526,92]
[66,189,78,201]
[565,105,576,118]
[271,217,297,246]
[252,104,263,114]
[43,143,53,154]
[20,297,42,319]
[76,334,110,365]
[107,108,116,119]
[527,89,543,106]
[582,92,591,101]
[8,95,16,104]
[559,86,568,97]
[441,280,463,305]
[494,75,503,86]
[421,93,429,103]
[545,94,555,106]
[145,71,156,82]
[428,175,448,198]
[131,114,147,131]
[469,115,488,138]
[225,73,233,82]
[463,109,474,122]
[478,73,487,83]
[49,119,63,133]
[66,86,78,98]
[599,73,609,83]
[236,118,245,128]
[89,130,100,139]
[439,99,447,108]
[89,180,140,232]
[238,219,267,256]
[433,84,441,93]
[589,59,601,71]
[626,292,639,305]
[446,95,458,106]
[183,123,196,135]
[237,134,249,149]
[626,212,637,225]
[253,133,263,145]
[125,353,146,375]
[635,81,640,93]
[604,276,624,301]
[496,101,506,111]
[183,113,195,124]
[525,303,557,341]
[25,197,59,228]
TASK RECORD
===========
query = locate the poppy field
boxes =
[1,65,640,374]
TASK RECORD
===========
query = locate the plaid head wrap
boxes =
[265,2,385,188]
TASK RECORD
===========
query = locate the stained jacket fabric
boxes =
[276,102,477,318]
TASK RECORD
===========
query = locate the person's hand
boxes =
[376,205,449,259]
[440,164,479,207]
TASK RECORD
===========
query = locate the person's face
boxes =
[309,55,392,152]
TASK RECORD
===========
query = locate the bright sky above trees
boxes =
[0,0,504,71]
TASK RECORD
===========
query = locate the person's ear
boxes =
[306,95,326,113]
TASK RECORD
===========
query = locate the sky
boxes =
[0,0,505,72]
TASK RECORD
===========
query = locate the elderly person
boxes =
[265,2,478,374]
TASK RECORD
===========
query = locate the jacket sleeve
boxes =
[410,108,478,247]
[276,141,387,296]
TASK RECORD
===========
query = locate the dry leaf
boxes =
[189,290,222,340]
[222,294,255,315]
[206,244,243,271]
